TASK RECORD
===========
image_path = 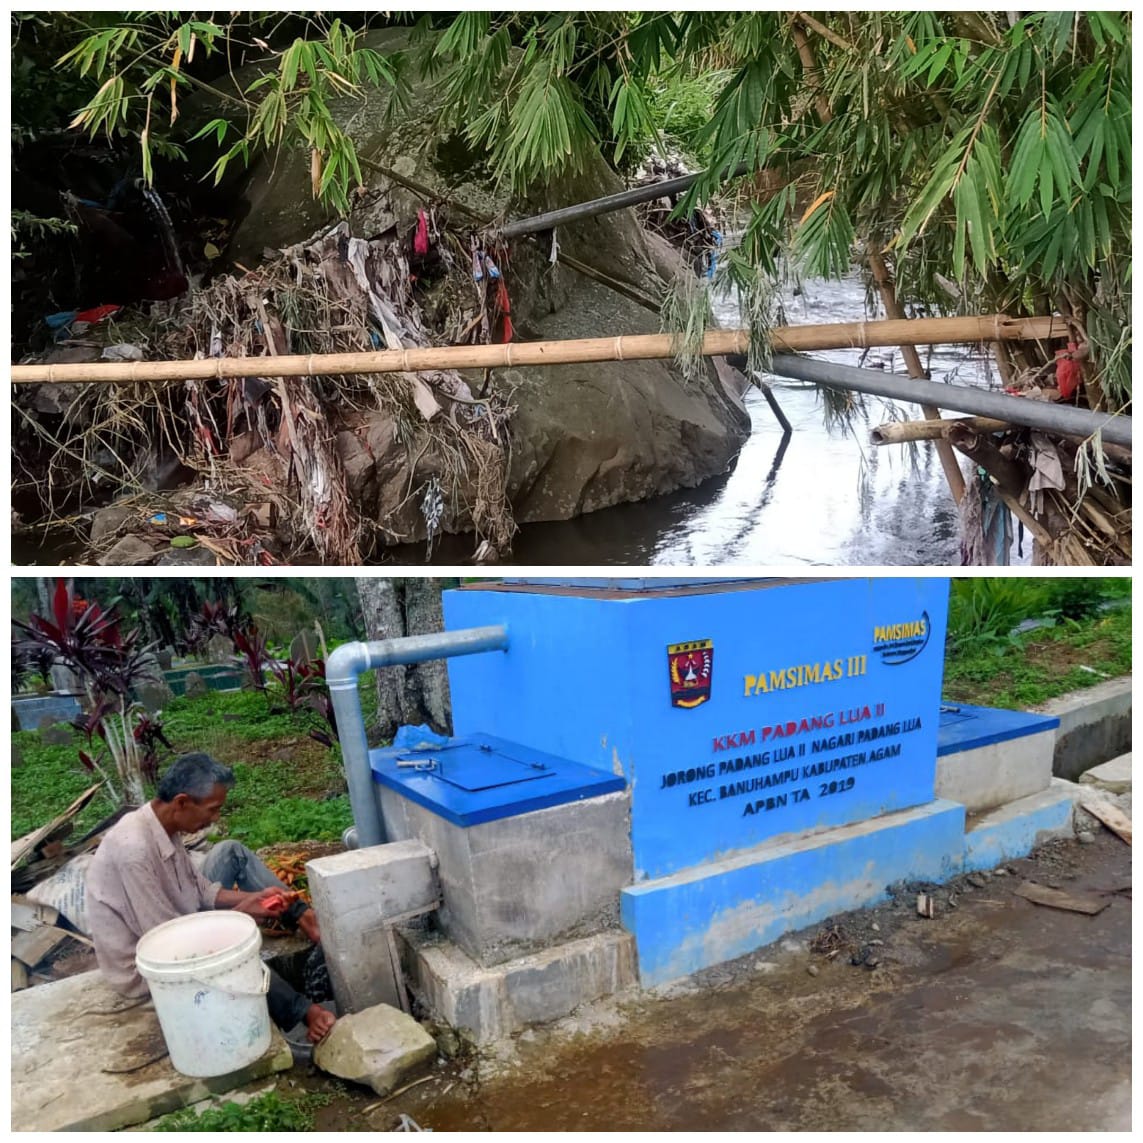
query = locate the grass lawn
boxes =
[11,675,381,845]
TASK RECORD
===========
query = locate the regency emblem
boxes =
[668,639,714,708]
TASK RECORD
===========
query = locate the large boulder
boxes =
[215,31,749,538]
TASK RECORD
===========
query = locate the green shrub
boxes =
[946,578,1046,649]
[155,1091,319,1131]
[1042,578,1117,620]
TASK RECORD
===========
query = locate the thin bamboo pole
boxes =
[11,314,1065,386]
[867,248,966,503]
[871,417,1011,444]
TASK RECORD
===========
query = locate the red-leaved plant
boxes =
[13,579,169,805]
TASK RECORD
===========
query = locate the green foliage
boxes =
[11,729,120,839]
[54,13,401,214]
[425,11,1131,397]
[946,576,1128,651]
[160,689,309,746]
[1041,578,1119,621]
[155,1090,323,1131]
[946,578,1046,648]
[944,602,1131,709]
[225,793,352,851]
[11,211,77,261]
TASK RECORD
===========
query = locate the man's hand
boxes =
[233,888,298,920]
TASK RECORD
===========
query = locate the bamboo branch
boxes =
[871,416,1011,444]
[11,314,1066,386]
[867,246,966,502]
[793,12,854,51]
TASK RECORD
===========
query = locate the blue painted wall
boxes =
[445,578,950,881]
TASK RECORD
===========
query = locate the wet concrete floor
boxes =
[343,832,1131,1132]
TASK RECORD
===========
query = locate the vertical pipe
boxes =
[327,625,510,848]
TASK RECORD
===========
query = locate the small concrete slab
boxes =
[962,781,1077,873]
[1079,753,1132,795]
[313,1004,437,1095]
[11,971,292,1131]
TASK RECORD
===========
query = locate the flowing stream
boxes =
[416,274,1029,567]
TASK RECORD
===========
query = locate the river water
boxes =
[420,274,1027,567]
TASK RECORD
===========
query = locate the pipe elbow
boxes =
[327,641,369,689]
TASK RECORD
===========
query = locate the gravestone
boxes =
[184,671,209,700]
[138,681,176,714]
[290,629,321,665]
[38,718,73,746]
[205,635,234,663]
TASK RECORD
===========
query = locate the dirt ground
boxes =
[294,831,1131,1132]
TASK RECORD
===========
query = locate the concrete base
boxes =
[11,971,292,1131]
[1079,753,1132,795]
[935,728,1055,812]
[397,924,637,1045]
[1036,677,1132,781]
[380,788,632,967]
[620,799,967,988]
[307,840,439,1013]
[962,781,1078,872]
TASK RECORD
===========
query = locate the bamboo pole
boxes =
[871,417,1011,444]
[11,314,1065,386]
[867,248,966,503]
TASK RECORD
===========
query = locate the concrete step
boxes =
[962,781,1077,873]
[1079,753,1132,795]
[11,971,292,1131]
[397,925,637,1045]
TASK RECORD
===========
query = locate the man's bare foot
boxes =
[297,906,321,944]
[304,1003,336,1044]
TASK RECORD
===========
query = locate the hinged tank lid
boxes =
[371,733,626,827]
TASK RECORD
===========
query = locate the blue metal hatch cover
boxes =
[370,732,626,827]
[390,740,554,792]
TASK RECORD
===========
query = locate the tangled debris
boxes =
[15,221,517,564]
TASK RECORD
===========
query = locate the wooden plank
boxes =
[1014,881,1110,916]
[11,894,59,931]
[11,924,73,968]
[10,783,103,870]
[12,959,28,992]
[1080,795,1132,846]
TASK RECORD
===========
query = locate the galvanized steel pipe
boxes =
[499,162,751,239]
[767,354,1132,449]
[327,625,510,848]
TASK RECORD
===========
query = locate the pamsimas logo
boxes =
[872,612,930,665]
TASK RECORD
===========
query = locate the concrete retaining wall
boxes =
[1035,678,1132,782]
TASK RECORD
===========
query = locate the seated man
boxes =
[86,752,335,1043]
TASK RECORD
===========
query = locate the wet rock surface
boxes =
[216,28,749,540]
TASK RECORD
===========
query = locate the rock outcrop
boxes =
[218,30,750,542]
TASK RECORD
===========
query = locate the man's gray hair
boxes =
[156,753,236,802]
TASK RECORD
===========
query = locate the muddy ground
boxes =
[285,830,1131,1132]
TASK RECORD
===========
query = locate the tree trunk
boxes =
[354,578,454,742]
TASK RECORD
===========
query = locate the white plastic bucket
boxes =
[135,911,271,1077]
